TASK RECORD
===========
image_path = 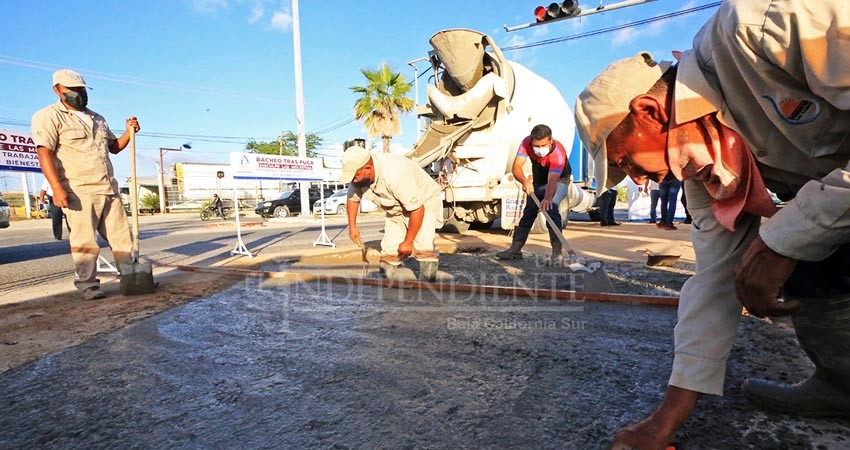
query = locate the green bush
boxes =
[140,193,160,212]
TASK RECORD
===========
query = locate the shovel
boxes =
[528,194,615,293]
[119,127,156,295]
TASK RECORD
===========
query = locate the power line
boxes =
[501,2,722,51]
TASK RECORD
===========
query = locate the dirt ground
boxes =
[0,272,243,374]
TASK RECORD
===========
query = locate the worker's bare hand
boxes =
[522,181,534,195]
[609,422,675,450]
[540,197,554,211]
[397,240,414,259]
[125,116,141,133]
[734,236,800,318]
[349,228,362,246]
[52,187,69,208]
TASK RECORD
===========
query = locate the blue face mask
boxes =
[62,89,88,111]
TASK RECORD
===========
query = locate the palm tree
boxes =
[350,64,414,153]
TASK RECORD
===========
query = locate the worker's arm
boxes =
[35,147,68,208]
[108,117,141,154]
[511,156,533,195]
[540,172,560,211]
[347,197,361,245]
[38,189,47,204]
[397,204,425,259]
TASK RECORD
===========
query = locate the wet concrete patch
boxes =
[0,280,848,449]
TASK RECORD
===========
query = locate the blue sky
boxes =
[0,0,719,192]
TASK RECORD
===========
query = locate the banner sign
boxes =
[0,129,40,173]
[229,152,322,181]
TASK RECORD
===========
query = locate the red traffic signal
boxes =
[534,1,581,22]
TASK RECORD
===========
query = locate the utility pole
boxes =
[279,131,284,156]
[292,0,310,216]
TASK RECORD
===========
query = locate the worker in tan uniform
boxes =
[32,69,140,300]
[575,1,850,448]
[340,145,443,281]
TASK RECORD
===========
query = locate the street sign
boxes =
[0,129,40,173]
[229,152,322,181]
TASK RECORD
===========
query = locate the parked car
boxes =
[255,187,333,218]
[313,189,378,215]
[0,199,9,228]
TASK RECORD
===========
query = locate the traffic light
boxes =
[534,1,581,22]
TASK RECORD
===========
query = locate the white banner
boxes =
[229,152,322,181]
[0,129,40,173]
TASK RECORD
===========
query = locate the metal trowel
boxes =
[528,194,615,293]
[119,128,156,295]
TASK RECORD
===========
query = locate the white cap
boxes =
[338,145,372,183]
[575,52,671,192]
[52,69,88,88]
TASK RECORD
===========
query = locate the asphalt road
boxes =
[0,211,385,304]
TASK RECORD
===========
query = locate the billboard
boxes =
[0,129,40,173]
[229,152,322,181]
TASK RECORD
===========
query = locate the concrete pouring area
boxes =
[1,222,849,448]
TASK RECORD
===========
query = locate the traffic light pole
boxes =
[504,0,658,32]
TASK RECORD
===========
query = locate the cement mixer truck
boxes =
[406,29,595,232]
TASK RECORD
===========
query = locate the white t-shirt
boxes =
[40,179,54,197]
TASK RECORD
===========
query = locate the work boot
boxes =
[496,226,531,260]
[743,254,850,417]
[742,371,850,418]
[547,235,564,267]
[81,286,106,300]
[419,260,439,282]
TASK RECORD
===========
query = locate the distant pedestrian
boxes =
[38,178,67,240]
[644,180,660,224]
[32,69,139,300]
[598,187,619,226]
[658,177,681,230]
[680,181,693,224]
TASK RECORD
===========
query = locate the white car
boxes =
[313,189,377,215]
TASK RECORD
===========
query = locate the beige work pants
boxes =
[381,196,443,263]
[63,193,133,291]
[668,180,759,396]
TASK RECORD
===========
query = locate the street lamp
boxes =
[158,143,191,213]
[407,56,429,141]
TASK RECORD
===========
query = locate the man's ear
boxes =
[629,94,669,127]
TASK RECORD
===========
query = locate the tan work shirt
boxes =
[31,101,120,195]
[667,0,850,396]
[347,152,442,215]
[676,0,850,261]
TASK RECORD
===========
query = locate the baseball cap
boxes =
[338,145,372,183]
[52,69,88,88]
[575,52,671,193]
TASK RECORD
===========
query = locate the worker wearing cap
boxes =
[575,1,850,447]
[340,145,443,281]
[32,69,140,300]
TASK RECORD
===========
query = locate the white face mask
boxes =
[532,146,550,157]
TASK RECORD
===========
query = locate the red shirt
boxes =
[516,136,570,184]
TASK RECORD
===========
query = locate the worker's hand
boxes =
[734,236,800,318]
[125,116,141,134]
[349,228,362,246]
[52,187,69,208]
[522,181,534,195]
[540,197,554,211]
[397,240,414,259]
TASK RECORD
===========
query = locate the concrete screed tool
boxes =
[118,128,156,295]
[528,194,615,293]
